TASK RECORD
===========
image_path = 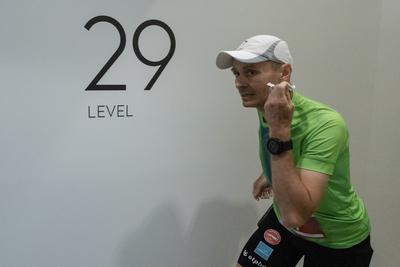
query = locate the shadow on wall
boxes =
[118,198,258,267]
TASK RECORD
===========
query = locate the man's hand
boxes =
[253,174,273,201]
[264,82,295,138]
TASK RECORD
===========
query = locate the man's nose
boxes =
[235,76,248,89]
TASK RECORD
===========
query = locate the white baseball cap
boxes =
[216,35,293,69]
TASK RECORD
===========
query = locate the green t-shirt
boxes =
[258,91,371,249]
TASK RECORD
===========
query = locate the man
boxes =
[216,35,373,267]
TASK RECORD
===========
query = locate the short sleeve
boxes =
[296,113,348,176]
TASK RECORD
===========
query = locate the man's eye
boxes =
[246,70,256,76]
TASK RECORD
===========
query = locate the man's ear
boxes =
[279,64,292,82]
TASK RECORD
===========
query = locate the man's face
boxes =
[231,60,282,110]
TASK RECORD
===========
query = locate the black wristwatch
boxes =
[267,138,293,155]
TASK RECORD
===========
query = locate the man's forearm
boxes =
[269,130,314,228]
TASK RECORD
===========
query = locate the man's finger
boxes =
[284,86,291,103]
[260,191,270,199]
[268,83,290,102]
[272,84,287,97]
[253,186,261,198]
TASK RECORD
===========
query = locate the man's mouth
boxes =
[241,93,255,97]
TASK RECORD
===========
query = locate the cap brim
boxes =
[216,50,267,69]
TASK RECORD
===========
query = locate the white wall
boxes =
[365,0,400,266]
[0,0,398,266]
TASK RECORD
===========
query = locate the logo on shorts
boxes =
[254,241,274,261]
[264,229,281,245]
[242,250,267,267]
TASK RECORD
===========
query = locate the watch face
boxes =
[267,139,281,154]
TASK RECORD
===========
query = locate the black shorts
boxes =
[238,206,373,267]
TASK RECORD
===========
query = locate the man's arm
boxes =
[270,148,328,228]
[264,82,329,228]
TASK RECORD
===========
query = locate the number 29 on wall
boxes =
[84,15,176,91]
